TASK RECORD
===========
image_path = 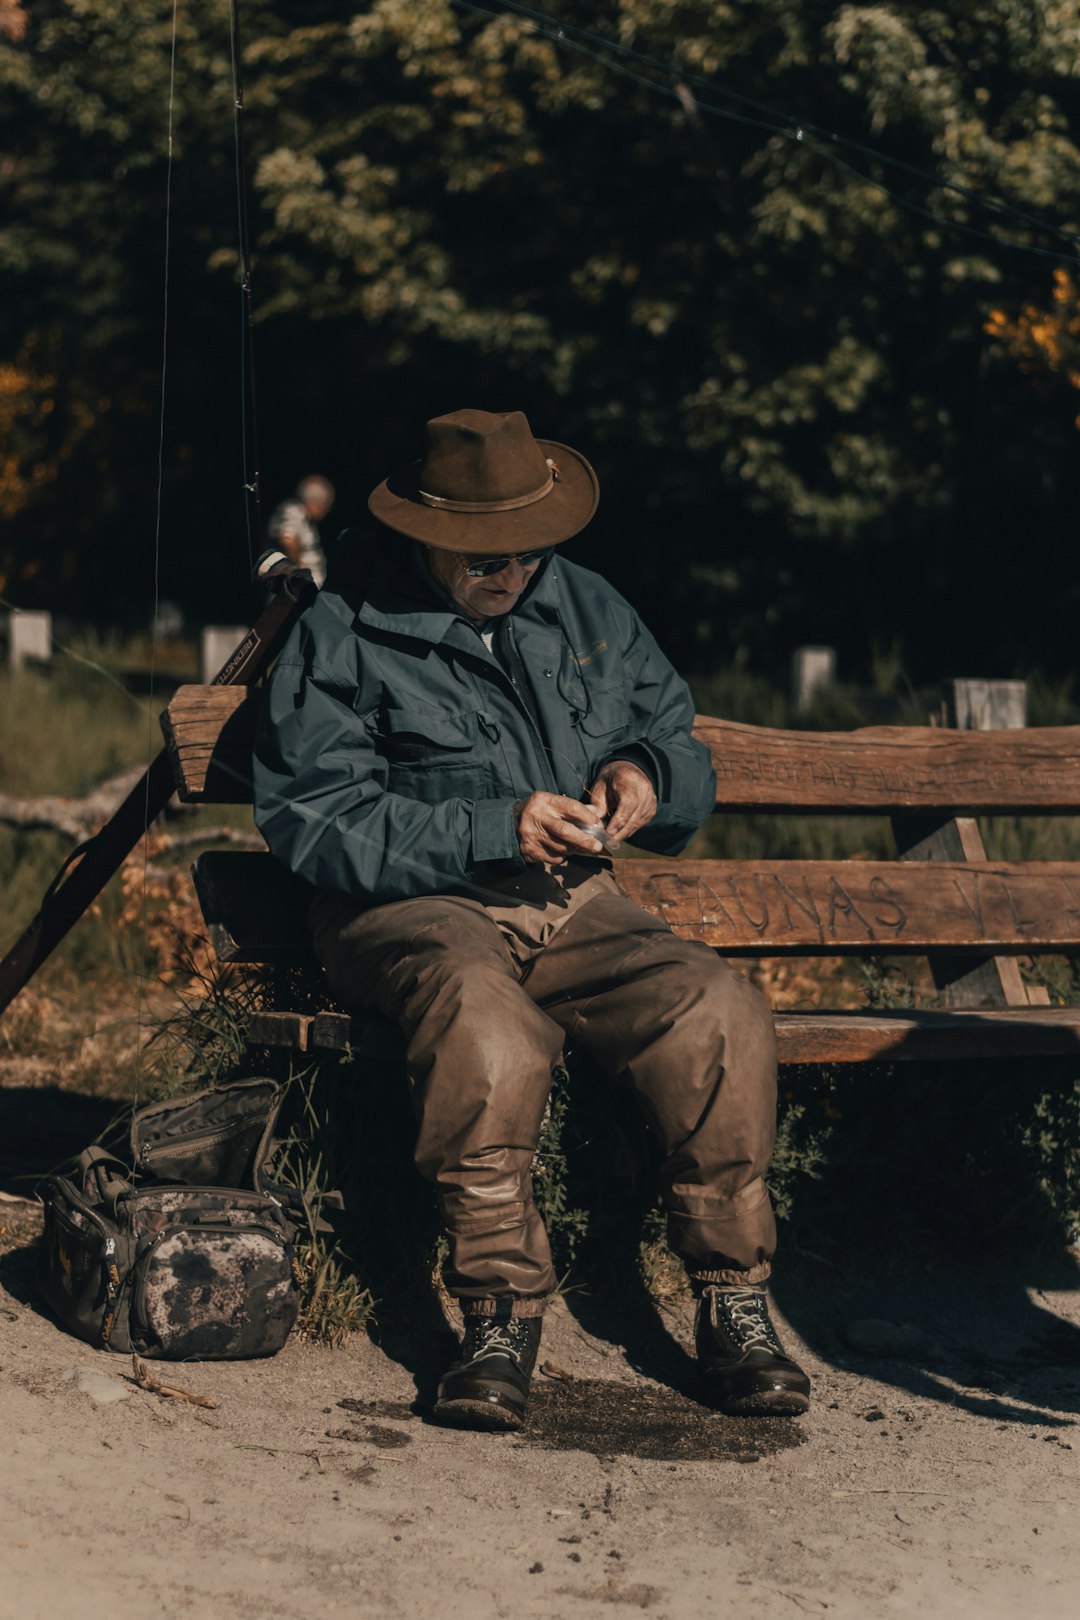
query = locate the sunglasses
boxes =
[462,549,549,578]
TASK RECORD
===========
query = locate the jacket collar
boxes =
[354,540,561,643]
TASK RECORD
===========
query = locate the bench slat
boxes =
[695,717,1080,813]
[773,1007,1080,1063]
[163,687,1080,814]
[162,686,259,803]
[616,858,1080,953]
[243,1005,1080,1064]
[196,849,1080,961]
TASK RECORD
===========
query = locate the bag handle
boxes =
[77,1146,132,1213]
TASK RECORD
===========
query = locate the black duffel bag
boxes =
[39,1077,301,1360]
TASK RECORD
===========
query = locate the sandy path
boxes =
[1,1251,1077,1620]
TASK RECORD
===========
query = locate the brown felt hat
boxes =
[367,408,599,553]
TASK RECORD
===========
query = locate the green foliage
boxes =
[0,644,154,798]
[144,965,383,1339]
[1023,1078,1080,1246]
[531,1063,591,1269]
[268,1065,377,1343]
[145,957,266,1097]
[3,3,1080,671]
[769,1059,1080,1259]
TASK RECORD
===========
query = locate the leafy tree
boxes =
[2,1,1080,674]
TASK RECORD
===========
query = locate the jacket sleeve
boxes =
[252,646,524,904]
[602,605,716,855]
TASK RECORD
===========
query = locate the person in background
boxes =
[267,475,335,588]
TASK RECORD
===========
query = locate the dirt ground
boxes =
[1,1210,1078,1620]
[0,999,1077,1618]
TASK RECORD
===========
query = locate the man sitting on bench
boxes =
[252,407,810,1429]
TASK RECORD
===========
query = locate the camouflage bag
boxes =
[39,1078,300,1360]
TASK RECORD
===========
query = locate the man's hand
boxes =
[587,760,658,848]
[514,793,607,865]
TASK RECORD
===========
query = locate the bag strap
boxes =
[77,1147,133,1214]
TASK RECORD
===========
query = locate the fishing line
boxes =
[229,0,261,572]
[0,596,143,705]
[130,0,180,1142]
[488,0,1080,250]
[451,0,1080,267]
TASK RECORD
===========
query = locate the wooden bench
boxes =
[161,686,1080,1065]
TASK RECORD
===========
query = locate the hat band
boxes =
[416,466,555,515]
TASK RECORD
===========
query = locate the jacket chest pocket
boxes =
[379,706,489,803]
[380,706,477,764]
[557,665,632,743]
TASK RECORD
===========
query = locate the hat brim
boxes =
[367,439,599,553]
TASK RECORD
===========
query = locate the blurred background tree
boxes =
[986,266,1080,419]
[2,0,1079,677]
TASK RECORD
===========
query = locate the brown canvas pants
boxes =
[310,861,778,1316]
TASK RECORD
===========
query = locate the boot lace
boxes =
[466,1318,534,1366]
[712,1286,784,1354]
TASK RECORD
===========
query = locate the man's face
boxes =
[425,548,545,622]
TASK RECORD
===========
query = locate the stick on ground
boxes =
[131,1352,219,1409]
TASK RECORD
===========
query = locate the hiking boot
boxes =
[433,1313,542,1432]
[695,1284,811,1416]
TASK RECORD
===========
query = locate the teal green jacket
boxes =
[252,538,715,904]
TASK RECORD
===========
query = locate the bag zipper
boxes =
[123,1183,286,1212]
[137,1116,266,1171]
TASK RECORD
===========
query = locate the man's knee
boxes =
[639,939,776,1059]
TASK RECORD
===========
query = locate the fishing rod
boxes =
[229,0,262,566]
[0,559,315,1020]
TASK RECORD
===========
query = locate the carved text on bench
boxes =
[615,861,1080,951]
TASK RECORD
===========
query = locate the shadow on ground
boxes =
[770,1248,1080,1427]
[765,1056,1080,1426]
[0,1083,121,1196]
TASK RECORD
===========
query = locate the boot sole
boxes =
[720,1387,810,1417]
[432,1396,525,1433]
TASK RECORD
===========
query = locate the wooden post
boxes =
[201,626,250,685]
[950,679,1027,731]
[8,610,52,672]
[894,675,1040,1009]
[791,646,836,716]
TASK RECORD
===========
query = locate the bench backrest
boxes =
[163,685,1080,815]
[163,686,1080,1014]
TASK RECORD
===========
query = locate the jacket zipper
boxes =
[482,618,560,794]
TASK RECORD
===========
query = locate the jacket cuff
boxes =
[469,798,524,866]
[600,742,662,793]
